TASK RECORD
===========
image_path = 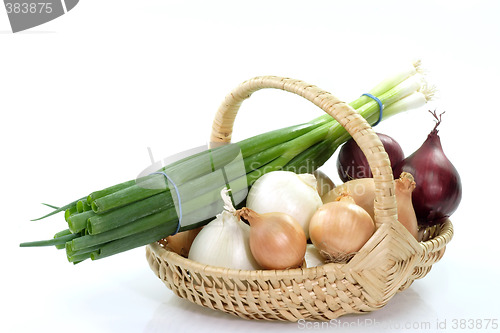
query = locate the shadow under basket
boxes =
[145,76,454,321]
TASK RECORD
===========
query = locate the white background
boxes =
[1,1,499,332]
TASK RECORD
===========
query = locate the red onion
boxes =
[337,133,405,182]
[393,111,462,225]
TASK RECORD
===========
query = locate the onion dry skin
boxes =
[239,208,306,270]
[309,195,375,263]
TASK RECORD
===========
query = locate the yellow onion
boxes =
[238,207,306,270]
[322,178,375,219]
[394,172,419,240]
[309,194,375,262]
[322,172,419,240]
[159,227,203,257]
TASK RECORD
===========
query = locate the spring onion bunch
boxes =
[20,62,432,264]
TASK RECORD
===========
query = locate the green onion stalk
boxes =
[20,62,431,264]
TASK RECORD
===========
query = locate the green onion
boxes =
[20,231,80,247]
[20,64,430,263]
[41,203,60,210]
[67,210,96,234]
[32,197,84,221]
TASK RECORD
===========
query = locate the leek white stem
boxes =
[383,74,426,106]
[382,92,429,119]
[366,60,421,98]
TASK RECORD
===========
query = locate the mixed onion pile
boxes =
[165,111,462,270]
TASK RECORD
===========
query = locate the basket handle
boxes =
[210,76,397,228]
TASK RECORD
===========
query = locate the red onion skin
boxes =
[337,133,405,182]
[393,130,462,226]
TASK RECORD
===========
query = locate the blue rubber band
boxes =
[362,93,383,126]
[151,171,182,235]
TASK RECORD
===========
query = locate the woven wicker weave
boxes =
[145,76,454,321]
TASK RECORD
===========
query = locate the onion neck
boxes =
[425,130,443,151]
[335,192,356,205]
[237,207,262,226]
[395,172,416,195]
[427,110,445,145]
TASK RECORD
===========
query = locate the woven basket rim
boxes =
[149,219,453,278]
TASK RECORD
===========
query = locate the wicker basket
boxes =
[145,76,454,321]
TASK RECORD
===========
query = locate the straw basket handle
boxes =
[210,76,398,228]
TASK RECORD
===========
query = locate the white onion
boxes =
[246,171,322,239]
[188,189,260,270]
[304,244,325,268]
